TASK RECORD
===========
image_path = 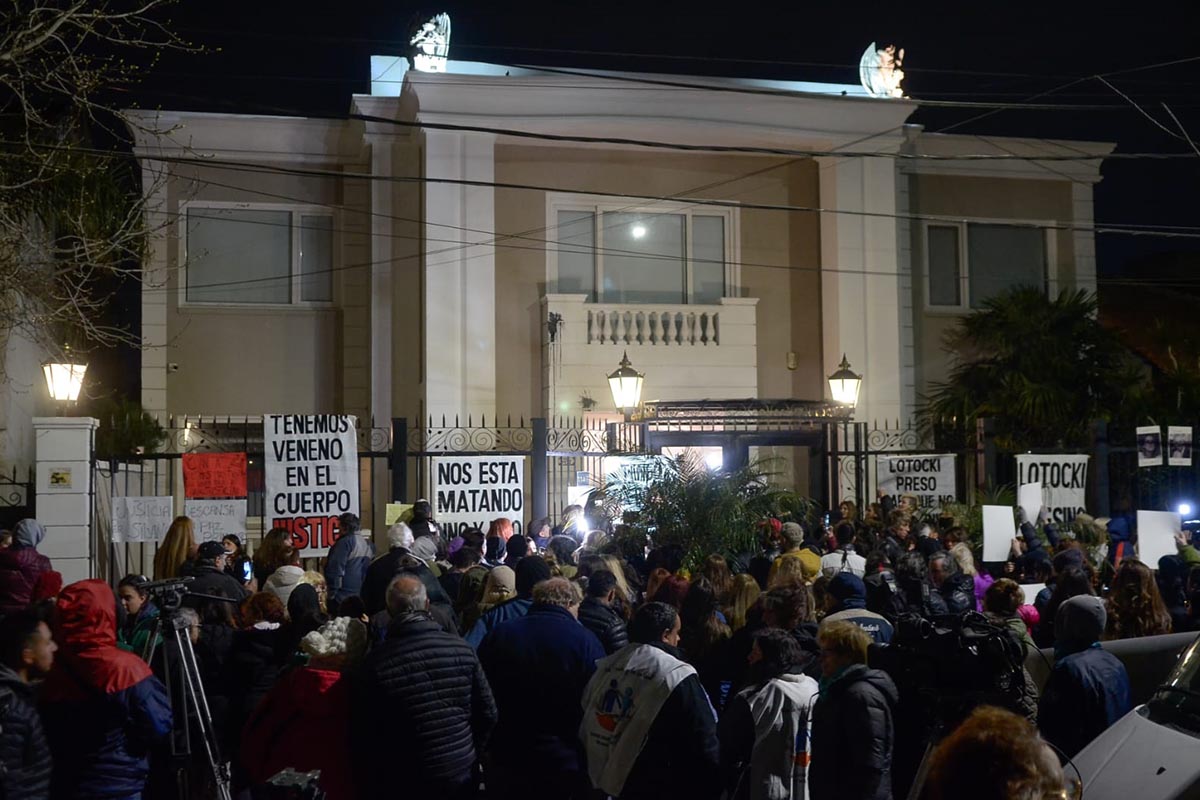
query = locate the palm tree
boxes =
[598,453,819,570]
[918,288,1136,451]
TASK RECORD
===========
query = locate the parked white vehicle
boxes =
[1072,634,1200,799]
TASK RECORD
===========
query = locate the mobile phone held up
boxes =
[242,560,253,582]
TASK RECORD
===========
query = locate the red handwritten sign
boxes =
[182,452,248,499]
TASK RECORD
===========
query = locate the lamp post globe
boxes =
[607,351,644,414]
[827,354,862,408]
[42,348,88,405]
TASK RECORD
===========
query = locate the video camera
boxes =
[139,577,195,613]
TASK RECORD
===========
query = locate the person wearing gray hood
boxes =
[0,519,52,615]
[1038,594,1132,758]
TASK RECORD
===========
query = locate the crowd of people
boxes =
[0,493,1196,799]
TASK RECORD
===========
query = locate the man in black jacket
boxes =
[809,620,899,800]
[0,608,55,799]
[578,569,629,655]
[580,602,720,800]
[353,574,497,799]
[184,541,249,611]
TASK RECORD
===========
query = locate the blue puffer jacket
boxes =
[39,580,173,799]
[464,597,532,648]
[1038,643,1132,757]
[324,531,375,605]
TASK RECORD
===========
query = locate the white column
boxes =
[33,417,99,584]
[1072,183,1098,296]
[423,130,496,423]
[140,160,169,420]
[369,140,394,426]
[819,156,904,425]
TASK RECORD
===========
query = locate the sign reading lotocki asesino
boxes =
[264,415,359,556]
[1015,454,1089,524]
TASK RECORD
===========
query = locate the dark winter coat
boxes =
[939,573,976,615]
[0,665,52,800]
[182,562,248,607]
[224,624,292,752]
[1038,644,1132,758]
[578,597,630,655]
[39,580,173,799]
[361,548,454,617]
[808,664,899,800]
[0,520,52,614]
[324,531,375,606]
[478,604,605,794]
[886,580,949,621]
[352,611,497,799]
[618,642,721,800]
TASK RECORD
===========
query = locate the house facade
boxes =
[125,56,1111,484]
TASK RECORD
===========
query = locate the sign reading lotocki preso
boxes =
[876,454,957,511]
[264,415,359,557]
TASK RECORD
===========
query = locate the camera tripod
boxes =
[143,600,233,800]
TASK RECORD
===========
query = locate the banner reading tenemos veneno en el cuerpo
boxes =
[264,415,359,556]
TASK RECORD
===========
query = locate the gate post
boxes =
[391,418,408,503]
[977,417,997,495]
[32,416,99,584]
[532,418,548,524]
[1092,419,1110,517]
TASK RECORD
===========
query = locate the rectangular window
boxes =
[184,205,334,306]
[925,221,1048,310]
[602,212,686,304]
[551,201,732,304]
[556,210,596,300]
[967,224,1046,309]
[927,225,961,307]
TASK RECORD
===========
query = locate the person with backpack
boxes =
[820,523,866,578]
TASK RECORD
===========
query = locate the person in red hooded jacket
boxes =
[241,615,367,800]
[0,519,53,615]
[38,580,173,800]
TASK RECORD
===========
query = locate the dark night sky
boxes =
[132,0,1200,279]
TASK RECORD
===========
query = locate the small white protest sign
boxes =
[112,496,173,543]
[1136,510,1181,567]
[184,498,247,543]
[1019,583,1047,605]
[982,505,1017,562]
[1018,482,1042,527]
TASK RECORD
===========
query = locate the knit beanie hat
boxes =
[301,616,368,662]
[1055,595,1106,649]
[411,535,438,562]
[388,522,414,550]
[515,555,553,597]
[827,573,867,602]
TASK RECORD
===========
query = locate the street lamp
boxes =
[42,348,88,406]
[827,354,862,407]
[608,351,644,416]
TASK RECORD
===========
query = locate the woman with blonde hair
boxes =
[723,573,761,632]
[949,541,993,611]
[299,570,329,614]
[153,516,196,580]
[767,552,808,590]
[599,554,635,619]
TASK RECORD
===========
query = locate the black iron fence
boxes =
[0,464,35,530]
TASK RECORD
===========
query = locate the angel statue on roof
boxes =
[410,13,451,73]
[859,42,906,98]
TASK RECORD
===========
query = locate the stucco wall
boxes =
[161,162,345,416]
[909,173,1077,398]
[492,144,823,421]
